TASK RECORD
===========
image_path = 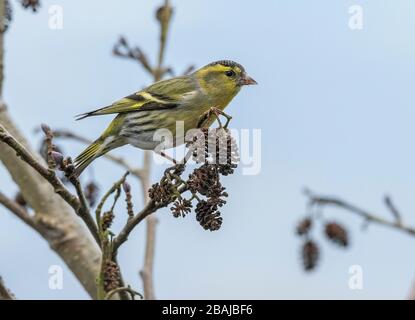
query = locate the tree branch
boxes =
[113,200,158,253]
[0,0,101,298]
[0,124,100,243]
[52,126,157,299]
[113,0,174,300]
[304,189,415,237]
[0,110,101,298]
[139,150,156,300]
[134,0,174,300]
[304,188,415,299]
[50,128,158,299]
[384,195,402,225]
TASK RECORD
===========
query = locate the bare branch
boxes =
[68,172,100,242]
[68,119,159,299]
[113,36,154,75]
[384,195,402,224]
[304,189,415,237]
[52,128,159,299]
[304,188,415,299]
[134,0,174,300]
[113,200,158,253]
[0,124,100,244]
[95,172,129,231]
[94,173,140,301]
[0,0,100,294]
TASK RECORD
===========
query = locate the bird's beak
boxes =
[241,74,258,86]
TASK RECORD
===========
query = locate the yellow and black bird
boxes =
[74,60,257,176]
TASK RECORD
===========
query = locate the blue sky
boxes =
[1,0,415,299]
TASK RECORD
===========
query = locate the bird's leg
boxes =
[209,107,233,129]
[197,107,224,128]
[209,107,223,127]
[201,107,233,129]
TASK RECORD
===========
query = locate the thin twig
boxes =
[384,195,402,224]
[52,130,150,300]
[94,172,130,300]
[304,188,415,300]
[95,172,129,232]
[111,0,174,300]
[137,0,173,300]
[0,124,100,244]
[70,175,97,238]
[40,125,99,244]
[113,200,157,253]
[304,189,415,236]
[113,182,187,254]
[113,36,154,75]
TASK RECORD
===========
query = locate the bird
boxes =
[73,60,257,176]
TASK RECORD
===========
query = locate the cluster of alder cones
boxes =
[296,217,349,271]
[149,128,239,231]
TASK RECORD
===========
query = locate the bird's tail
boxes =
[73,138,106,176]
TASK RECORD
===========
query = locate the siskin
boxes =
[74,60,257,176]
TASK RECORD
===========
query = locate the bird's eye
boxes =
[225,70,236,77]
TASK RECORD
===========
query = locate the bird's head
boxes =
[195,60,257,97]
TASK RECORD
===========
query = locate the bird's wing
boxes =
[75,76,197,120]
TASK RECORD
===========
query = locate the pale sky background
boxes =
[1,0,415,299]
